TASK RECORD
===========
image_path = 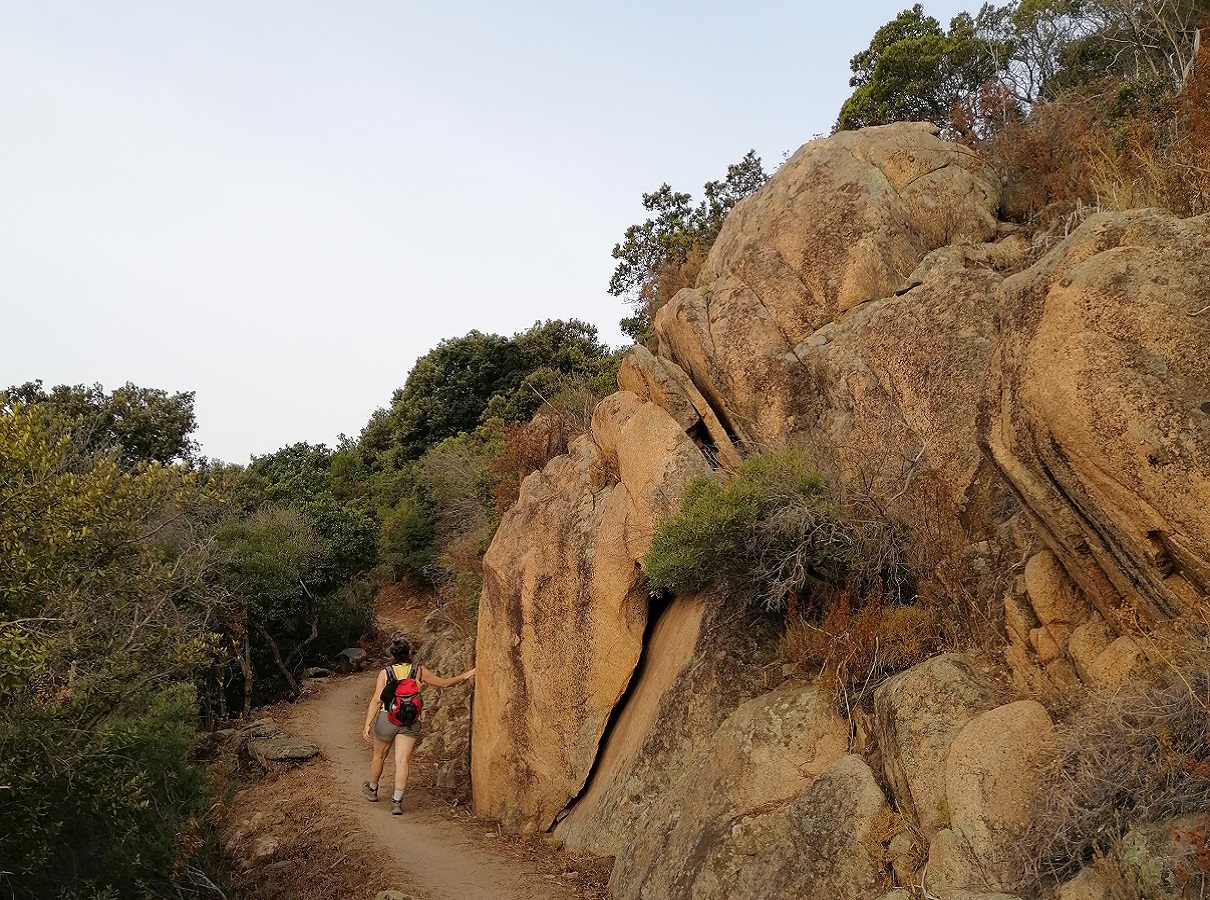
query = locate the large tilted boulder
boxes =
[655,121,1000,449]
[471,393,708,831]
[610,684,850,900]
[554,596,785,857]
[553,595,707,854]
[874,654,995,837]
[984,209,1210,622]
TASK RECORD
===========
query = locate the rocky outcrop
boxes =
[469,122,1210,900]
[472,393,709,831]
[610,684,850,900]
[414,608,476,795]
[985,209,1210,623]
[618,345,743,470]
[729,755,893,900]
[655,122,1000,450]
[553,595,706,854]
[797,265,1006,518]
[554,597,784,857]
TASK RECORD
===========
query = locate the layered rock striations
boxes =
[985,209,1210,623]
[471,121,1210,897]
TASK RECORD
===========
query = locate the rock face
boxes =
[471,393,709,831]
[414,608,476,795]
[609,684,850,900]
[553,595,706,853]
[469,123,1210,900]
[985,209,1210,622]
[874,654,995,837]
[929,700,1054,891]
[730,755,893,900]
[797,265,1006,517]
[655,122,1000,450]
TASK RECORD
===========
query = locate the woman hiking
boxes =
[361,632,475,814]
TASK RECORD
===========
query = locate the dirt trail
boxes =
[280,667,574,900]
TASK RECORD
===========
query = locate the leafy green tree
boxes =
[0,402,219,899]
[2,380,198,465]
[364,319,612,465]
[243,442,379,590]
[836,5,1002,133]
[212,506,330,706]
[610,152,768,342]
[379,495,438,578]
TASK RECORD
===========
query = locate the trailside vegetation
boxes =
[361,319,621,607]
[645,449,941,696]
[0,402,220,899]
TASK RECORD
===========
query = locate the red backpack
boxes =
[380,663,423,727]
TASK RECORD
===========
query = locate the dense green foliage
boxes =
[360,319,614,465]
[0,391,379,896]
[645,450,910,613]
[2,379,198,465]
[609,152,768,342]
[838,0,1209,137]
[0,403,219,898]
[837,5,999,132]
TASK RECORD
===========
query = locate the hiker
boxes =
[361,632,475,815]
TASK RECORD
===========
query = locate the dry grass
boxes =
[985,41,1210,229]
[1023,632,1210,888]
[784,588,943,710]
[489,414,580,518]
[643,242,708,324]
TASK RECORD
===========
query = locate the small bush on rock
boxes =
[646,448,941,696]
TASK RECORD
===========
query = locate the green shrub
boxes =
[0,684,218,899]
[645,449,909,613]
[647,447,942,699]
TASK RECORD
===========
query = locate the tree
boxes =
[1093,0,1210,87]
[1,380,198,466]
[977,0,1105,106]
[0,402,219,898]
[213,506,328,706]
[610,152,768,343]
[243,442,379,591]
[363,319,612,465]
[836,5,1004,133]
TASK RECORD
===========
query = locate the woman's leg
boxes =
[368,736,392,789]
[389,734,418,807]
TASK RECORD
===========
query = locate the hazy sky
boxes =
[1,1,974,463]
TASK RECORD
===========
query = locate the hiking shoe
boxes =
[361,782,378,802]
[389,798,403,816]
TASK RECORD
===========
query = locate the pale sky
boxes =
[1,1,974,463]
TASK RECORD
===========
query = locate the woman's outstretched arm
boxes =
[419,666,476,689]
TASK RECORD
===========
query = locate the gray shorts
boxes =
[373,709,421,742]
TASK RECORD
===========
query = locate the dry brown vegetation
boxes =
[986,36,1210,226]
[1024,630,1210,891]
